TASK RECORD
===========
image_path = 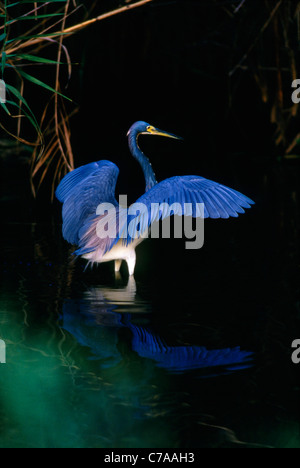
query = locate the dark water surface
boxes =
[0,161,299,448]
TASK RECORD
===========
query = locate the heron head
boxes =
[127,121,183,141]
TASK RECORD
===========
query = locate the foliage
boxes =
[1,0,300,199]
[226,0,300,156]
[0,0,153,198]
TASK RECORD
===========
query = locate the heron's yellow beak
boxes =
[146,126,183,140]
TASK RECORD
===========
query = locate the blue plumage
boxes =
[121,175,254,244]
[56,160,119,245]
[56,161,103,202]
[129,324,253,373]
[56,121,255,275]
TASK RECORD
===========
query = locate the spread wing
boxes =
[55,160,119,245]
[57,167,254,262]
[120,175,255,244]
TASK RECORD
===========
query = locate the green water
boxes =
[0,220,299,448]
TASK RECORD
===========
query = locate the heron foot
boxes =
[115,259,122,273]
[125,250,136,276]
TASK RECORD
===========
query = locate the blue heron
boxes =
[56,121,254,275]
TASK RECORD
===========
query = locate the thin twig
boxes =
[234,0,247,14]
[0,2,52,31]
[1,4,82,58]
[62,0,153,36]
[54,1,72,172]
[229,0,283,77]
[17,79,24,138]
[2,0,153,58]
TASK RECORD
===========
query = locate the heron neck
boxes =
[128,133,157,192]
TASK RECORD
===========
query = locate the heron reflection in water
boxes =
[56,121,254,276]
[61,279,253,375]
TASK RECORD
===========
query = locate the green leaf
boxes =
[5,2,24,6]
[6,14,64,24]
[7,0,67,5]
[0,33,7,42]
[18,69,72,102]
[0,100,11,116]
[2,51,6,75]
[5,2,21,7]
[6,31,68,44]
[6,83,40,125]
[20,0,67,2]
[4,98,42,136]
[9,53,64,65]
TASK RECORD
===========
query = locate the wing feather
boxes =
[122,175,254,244]
[56,160,119,245]
[57,165,254,262]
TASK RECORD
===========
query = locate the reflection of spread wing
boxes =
[129,325,253,374]
[56,160,119,245]
[61,283,253,375]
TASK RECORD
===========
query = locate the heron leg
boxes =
[125,250,136,276]
[115,259,122,273]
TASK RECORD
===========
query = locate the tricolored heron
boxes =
[56,121,254,275]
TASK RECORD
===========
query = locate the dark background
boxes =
[1,0,299,307]
[1,0,297,214]
[0,0,299,447]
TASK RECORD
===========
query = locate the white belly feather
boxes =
[82,237,144,275]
